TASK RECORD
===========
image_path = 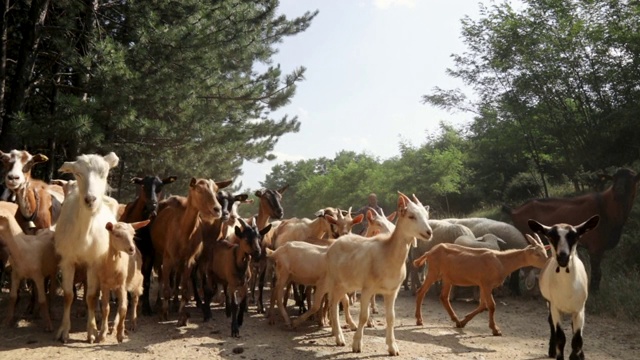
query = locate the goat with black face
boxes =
[529,215,599,360]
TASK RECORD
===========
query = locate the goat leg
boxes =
[140,254,155,316]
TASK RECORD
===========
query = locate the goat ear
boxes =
[259,223,272,236]
[277,184,289,194]
[50,179,67,187]
[254,188,265,197]
[189,177,197,188]
[105,222,114,232]
[234,225,243,238]
[58,162,76,174]
[234,194,249,203]
[352,214,364,225]
[0,151,9,163]
[131,177,144,185]
[397,192,409,211]
[131,220,151,230]
[32,154,49,164]
[576,215,600,236]
[162,176,177,184]
[387,211,397,222]
[314,209,325,217]
[528,219,549,235]
[103,152,119,168]
[366,209,375,222]
[215,179,233,190]
[525,234,537,246]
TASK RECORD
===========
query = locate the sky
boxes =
[240,0,488,190]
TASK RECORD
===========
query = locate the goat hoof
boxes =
[55,328,69,343]
[416,319,423,326]
[569,352,584,360]
[492,330,502,336]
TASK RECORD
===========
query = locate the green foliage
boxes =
[0,0,318,201]
[504,172,543,204]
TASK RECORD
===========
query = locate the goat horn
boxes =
[238,217,249,229]
[348,206,352,216]
[337,208,344,220]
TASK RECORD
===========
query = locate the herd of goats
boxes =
[0,149,638,360]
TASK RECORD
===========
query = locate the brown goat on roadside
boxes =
[413,234,549,336]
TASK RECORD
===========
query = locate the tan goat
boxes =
[412,234,549,336]
[0,205,58,332]
[98,220,150,343]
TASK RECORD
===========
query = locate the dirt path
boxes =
[1,289,637,360]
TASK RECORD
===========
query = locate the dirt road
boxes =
[1,289,637,360]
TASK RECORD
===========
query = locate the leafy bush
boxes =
[504,172,543,204]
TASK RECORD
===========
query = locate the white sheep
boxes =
[445,217,532,295]
[408,219,474,292]
[453,233,506,251]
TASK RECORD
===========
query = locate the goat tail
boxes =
[413,252,429,268]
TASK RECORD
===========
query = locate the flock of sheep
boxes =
[0,150,597,360]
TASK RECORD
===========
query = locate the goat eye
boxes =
[408,215,416,220]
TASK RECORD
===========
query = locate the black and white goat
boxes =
[528,215,599,360]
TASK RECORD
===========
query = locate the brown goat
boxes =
[150,177,231,325]
[0,150,63,231]
[413,234,549,336]
[504,168,640,292]
[201,218,271,337]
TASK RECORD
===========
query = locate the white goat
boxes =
[0,205,58,332]
[324,207,364,238]
[272,210,335,249]
[364,208,396,237]
[54,152,120,343]
[266,241,356,329]
[529,215,599,360]
[98,220,149,343]
[317,192,433,356]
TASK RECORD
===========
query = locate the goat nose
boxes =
[557,253,570,267]
[213,206,221,214]
[84,195,96,206]
[7,174,18,181]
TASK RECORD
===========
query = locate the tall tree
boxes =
[0,0,317,200]
[424,0,640,188]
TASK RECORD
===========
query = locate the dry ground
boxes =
[0,286,638,360]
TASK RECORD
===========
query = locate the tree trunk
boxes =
[0,0,9,121]
[0,0,50,150]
